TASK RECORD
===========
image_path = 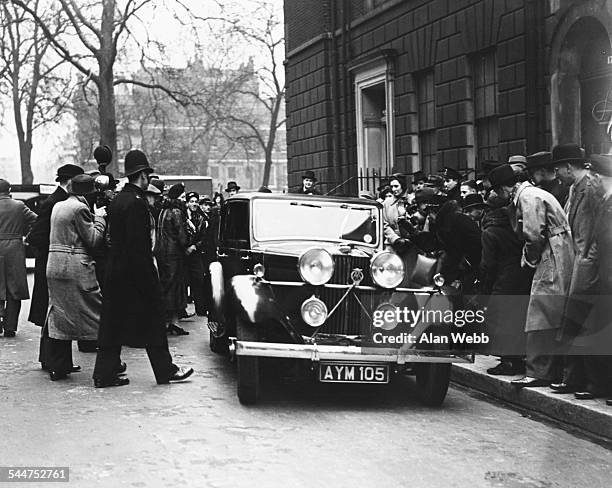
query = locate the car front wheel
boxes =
[415,363,451,407]
[236,318,260,405]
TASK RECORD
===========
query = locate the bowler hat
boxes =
[462,193,487,210]
[124,149,154,177]
[200,195,212,203]
[302,170,317,181]
[186,191,199,201]
[589,154,612,177]
[488,164,516,189]
[168,183,185,199]
[552,144,586,168]
[69,174,96,196]
[150,178,165,193]
[93,145,113,165]
[145,184,161,195]
[526,151,553,170]
[441,167,462,181]
[225,181,240,192]
[55,164,84,182]
[0,178,10,193]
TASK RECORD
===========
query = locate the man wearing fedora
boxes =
[487,162,574,388]
[526,151,570,207]
[570,154,612,405]
[93,149,194,388]
[548,144,600,395]
[461,193,487,226]
[0,179,37,337]
[296,170,320,195]
[27,164,84,368]
[225,181,240,197]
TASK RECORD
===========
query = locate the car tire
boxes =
[209,329,228,355]
[415,363,451,407]
[236,318,260,405]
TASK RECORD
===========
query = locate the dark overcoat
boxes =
[0,195,37,300]
[561,173,601,338]
[155,201,188,313]
[26,186,68,326]
[479,206,533,355]
[434,201,482,289]
[98,183,165,348]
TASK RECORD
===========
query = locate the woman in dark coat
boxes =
[480,198,534,375]
[155,183,189,335]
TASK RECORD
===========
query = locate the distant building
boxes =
[73,58,287,191]
[284,0,612,194]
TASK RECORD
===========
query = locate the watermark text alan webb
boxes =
[372,331,490,345]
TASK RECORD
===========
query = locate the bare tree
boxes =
[221,2,285,187]
[0,1,72,184]
[10,0,223,172]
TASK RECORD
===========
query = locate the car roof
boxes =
[227,192,382,208]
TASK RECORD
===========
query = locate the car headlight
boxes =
[301,296,328,327]
[370,251,404,289]
[433,273,445,287]
[298,248,334,285]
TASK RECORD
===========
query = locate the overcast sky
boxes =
[0,0,284,184]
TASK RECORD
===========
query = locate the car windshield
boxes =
[252,198,379,245]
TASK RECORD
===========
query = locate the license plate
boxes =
[319,363,389,384]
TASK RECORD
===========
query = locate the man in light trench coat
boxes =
[487,159,575,387]
[0,179,37,337]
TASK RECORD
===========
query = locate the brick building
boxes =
[283,0,612,194]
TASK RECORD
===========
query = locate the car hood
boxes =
[251,240,376,258]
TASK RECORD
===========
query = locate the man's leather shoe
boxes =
[49,371,68,381]
[161,367,194,384]
[574,390,607,400]
[114,362,127,375]
[71,365,82,373]
[550,382,579,394]
[606,398,612,406]
[94,377,130,388]
[511,376,550,388]
[4,330,16,337]
[487,362,523,376]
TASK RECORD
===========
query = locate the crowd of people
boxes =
[378,144,612,406]
[1,143,611,404]
[0,148,243,387]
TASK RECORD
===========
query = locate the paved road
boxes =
[1,288,612,488]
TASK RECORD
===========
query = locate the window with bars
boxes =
[472,50,498,164]
[416,71,437,173]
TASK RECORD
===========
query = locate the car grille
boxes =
[330,254,372,286]
[319,286,375,336]
[318,254,375,335]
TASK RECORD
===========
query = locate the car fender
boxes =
[230,275,303,343]
[209,261,225,321]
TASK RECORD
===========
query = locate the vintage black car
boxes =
[208,193,473,405]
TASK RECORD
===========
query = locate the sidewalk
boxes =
[451,356,612,441]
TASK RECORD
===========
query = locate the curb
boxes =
[451,356,612,441]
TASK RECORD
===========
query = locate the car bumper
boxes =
[232,340,473,364]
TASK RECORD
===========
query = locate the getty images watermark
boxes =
[371,306,489,345]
